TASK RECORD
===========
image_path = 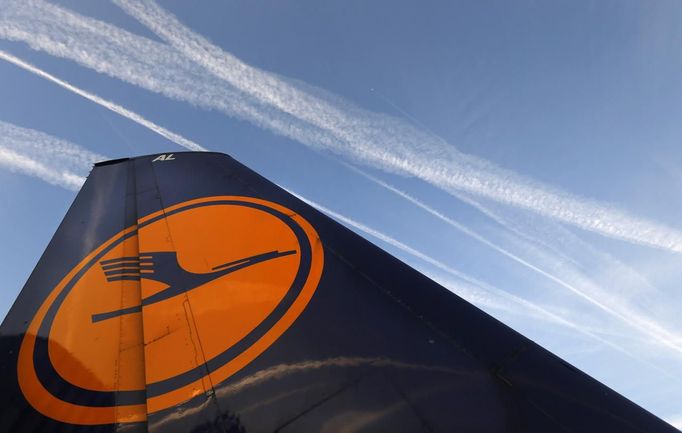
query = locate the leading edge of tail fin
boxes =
[0,152,677,433]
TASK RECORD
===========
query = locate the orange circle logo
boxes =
[18,196,323,425]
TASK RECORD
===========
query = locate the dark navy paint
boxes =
[0,152,676,433]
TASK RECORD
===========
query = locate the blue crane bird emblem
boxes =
[92,249,297,323]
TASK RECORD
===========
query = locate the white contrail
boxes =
[304,194,682,380]
[301,197,468,281]
[0,0,332,151]
[0,147,84,190]
[300,194,569,321]
[0,50,206,152]
[429,272,661,356]
[447,191,682,348]
[298,193,556,318]
[342,164,682,355]
[343,162,575,276]
[112,0,682,254]
[3,0,682,253]
[0,121,104,190]
[455,189,663,301]
[296,194,668,367]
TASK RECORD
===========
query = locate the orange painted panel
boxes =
[17,195,322,425]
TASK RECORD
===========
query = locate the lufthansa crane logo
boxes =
[17,196,323,425]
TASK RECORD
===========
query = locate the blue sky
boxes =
[1,0,681,428]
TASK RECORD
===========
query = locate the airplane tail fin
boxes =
[0,152,676,432]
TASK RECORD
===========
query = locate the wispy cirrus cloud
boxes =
[3,0,682,253]
[0,120,104,190]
